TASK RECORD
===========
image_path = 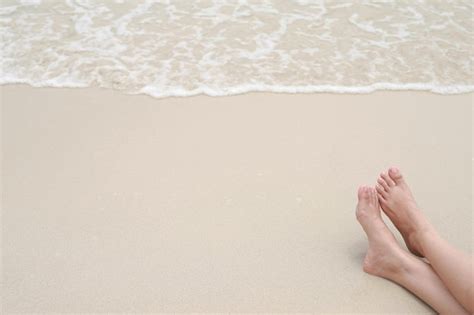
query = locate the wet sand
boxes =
[1,85,472,313]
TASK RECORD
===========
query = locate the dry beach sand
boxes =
[1,85,473,313]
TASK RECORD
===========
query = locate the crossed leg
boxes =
[376,168,473,313]
[356,186,469,314]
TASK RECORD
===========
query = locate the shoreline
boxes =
[1,82,474,98]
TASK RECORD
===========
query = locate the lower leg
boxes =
[356,187,468,314]
[390,253,470,315]
[418,228,474,313]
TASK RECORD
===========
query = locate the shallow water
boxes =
[1,0,473,97]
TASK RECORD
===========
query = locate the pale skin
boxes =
[356,167,473,314]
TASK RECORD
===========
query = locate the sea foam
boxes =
[1,0,473,97]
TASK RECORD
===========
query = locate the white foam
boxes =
[137,83,474,98]
[1,1,473,97]
[3,76,471,97]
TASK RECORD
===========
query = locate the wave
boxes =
[2,77,473,97]
[1,0,473,97]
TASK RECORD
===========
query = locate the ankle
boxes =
[389,252,419,282]
[410,209,433,234]
[416,222,438,255]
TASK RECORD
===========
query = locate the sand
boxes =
[1,85,472,313]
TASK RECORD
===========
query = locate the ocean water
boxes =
[1,0,473,97]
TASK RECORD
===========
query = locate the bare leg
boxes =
[376,168,474,313]
[356,186,468,314]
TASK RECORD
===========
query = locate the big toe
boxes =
[358,186,370,202]
[356,186,370,220]
[388,167,405,185]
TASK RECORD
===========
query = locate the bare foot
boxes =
[375,167,429,257]
[356,186,410,279]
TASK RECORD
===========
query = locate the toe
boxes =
[375,184,387,198]
[358,186,364,199]
[378,193,386,204]
[380,172,395,187]
[358,186,369,201]
[377,178,389,191]
[388,167,405,185]
[368,187,378,205]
